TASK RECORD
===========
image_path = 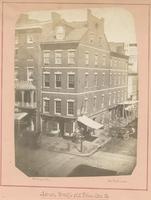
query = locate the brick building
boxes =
[14,14,42,132]
[40,10,129,136]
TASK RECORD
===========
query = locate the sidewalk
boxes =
[40,129,111,157]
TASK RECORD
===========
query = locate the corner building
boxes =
[40,10,128,136]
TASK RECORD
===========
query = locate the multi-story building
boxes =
[125,43,138,100]
[14,14,42,132]
[40,10,129,136]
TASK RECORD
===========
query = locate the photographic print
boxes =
[14,7,138,177]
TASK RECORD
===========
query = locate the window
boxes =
[85,52,89,65]
[55,73,62,88]
[113,92,116,104]
[114,73,116,86]
[51,121,59,132]
[15,67,18,81]
[102,72,105,86]
[95,54,98,65]
[101,94,105,108]
[43,98,50,113]
[68,73,75,89]
[27,67,34,82]
[93,96,97,111]
[118,73,121,85]
[55,26,65,40]
[43,73,50,87]
[55,99,61,114]
[15,35,19,45]
[68,50,75,64]
[84,73,88,88]
[55,51,62,64]
[109,93,112,106]
[43,51,50,65]
[110,73,112,86]
[84,98,88,113]
[94,73,98,86]
[27,34,33,43]
[118,91,120,103]
[67,100,74,115]
[102,54,106,66]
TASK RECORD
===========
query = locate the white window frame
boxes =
[68,49,75,64]
[43,72,50,88]
[55,50,62,64]
[54,98,61,115]
[55,26,65,40]
[55,72,62,88]
[27,67,34,82]
[67,72,75,89]
[43,97,50,113]
[67,99,75,116]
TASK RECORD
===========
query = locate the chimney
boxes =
[17,14,29,24]
[51,12,61,24]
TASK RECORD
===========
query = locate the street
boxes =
[15,136,136,177]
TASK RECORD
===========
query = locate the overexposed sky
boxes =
[28,8,136,43]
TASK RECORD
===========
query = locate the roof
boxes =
[66,27,87,41]
[110,51,129,59]
[15,81,36,90]
[78,115,103,130]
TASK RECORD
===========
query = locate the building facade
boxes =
[40,10,129,136]
[15,14,42,132]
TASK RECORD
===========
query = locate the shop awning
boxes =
[15,112,28,120]
[78,115,103,130]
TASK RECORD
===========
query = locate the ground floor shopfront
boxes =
[41,115,76,137]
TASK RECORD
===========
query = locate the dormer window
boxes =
[55,26,65,40]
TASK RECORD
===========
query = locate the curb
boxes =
[46,137,112,157]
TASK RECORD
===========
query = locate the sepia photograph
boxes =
[14,7,138,177]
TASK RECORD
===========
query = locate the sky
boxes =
[28,7,136,43]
